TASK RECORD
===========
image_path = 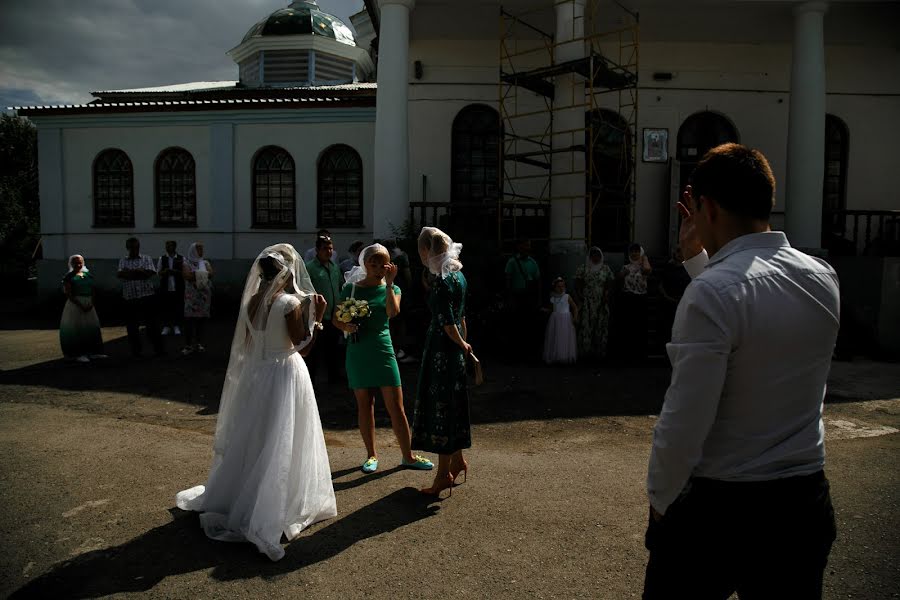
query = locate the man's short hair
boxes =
[315,235,333,250]
[690,143,776,221]
[349,240,365,253]
[126,237,139,246]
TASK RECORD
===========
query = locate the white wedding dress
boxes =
[176,292,337,561]
[543,293,578,364]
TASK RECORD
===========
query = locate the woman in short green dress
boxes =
[412,227,471,498]
[334,243,433,474]
[59,254,105,362]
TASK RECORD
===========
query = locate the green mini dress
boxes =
[341,283,402,389]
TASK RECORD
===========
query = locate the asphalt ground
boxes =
[0,323,897,599]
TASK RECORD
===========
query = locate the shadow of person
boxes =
[331,466,403,492]
[10,488,438,598]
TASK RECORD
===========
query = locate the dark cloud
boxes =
[0,0,365,106]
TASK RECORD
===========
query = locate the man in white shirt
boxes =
[117,237,165,358]
[644,144,839,599]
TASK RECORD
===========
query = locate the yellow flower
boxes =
[338,313,353,323]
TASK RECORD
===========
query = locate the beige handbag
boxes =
[468,352,484,387]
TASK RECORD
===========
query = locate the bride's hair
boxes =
[259,255,282,280]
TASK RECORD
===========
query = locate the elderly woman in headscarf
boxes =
[181,242,214,355]
[334,243,434,475]
[411,227,471,498]
[60,254,106,362]
[573,246,615,359]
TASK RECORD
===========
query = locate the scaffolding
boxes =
[499,0,639,251]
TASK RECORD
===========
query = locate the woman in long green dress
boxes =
[333,243,433,474]
[574,247,614,359]
[412,227,471,498]
[59,254,105,362]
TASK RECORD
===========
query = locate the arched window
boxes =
[318,144,363,228]
[451,104,500,204]
[93,149,134,227]
[823,115,849,214]
[822,115,850,248]
[588,109,633,249]
[155,147,196,227]
[252,146,296,229]
[676,110,739,200]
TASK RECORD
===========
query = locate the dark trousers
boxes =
[509,290,541,362]
[617,291,648,360]
[159,290,183,329]
[305,320,343,383]
[124,296,164,356]
[643,471,837,600]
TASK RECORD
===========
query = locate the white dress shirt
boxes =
[648,231,840,514]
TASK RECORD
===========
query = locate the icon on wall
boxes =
[642,128,669,162]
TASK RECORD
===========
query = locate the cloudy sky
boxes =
[0,0,364,110]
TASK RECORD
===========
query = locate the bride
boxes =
[176,243,337,561]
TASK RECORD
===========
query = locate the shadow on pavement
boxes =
[0,316,676,423]
[10,488,439,599]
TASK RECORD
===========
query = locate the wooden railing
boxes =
[770,209,899,256]
[824,210,900,256]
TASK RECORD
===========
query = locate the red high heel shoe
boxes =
[420,473,453,498]
[450,460,469,485]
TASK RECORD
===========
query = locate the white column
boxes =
[373,0,414,238]
[550,0,586,256]
[209,123,234,258]
[785,1,828,249]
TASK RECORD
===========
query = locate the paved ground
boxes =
[0,323,898,599]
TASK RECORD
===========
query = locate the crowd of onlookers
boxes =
[501,238,692,366]
[58,230,690,368]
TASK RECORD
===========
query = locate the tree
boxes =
[0,114,40,281]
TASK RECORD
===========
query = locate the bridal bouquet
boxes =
[335,298,370,343]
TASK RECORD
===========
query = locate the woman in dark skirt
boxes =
[412,227,472,498]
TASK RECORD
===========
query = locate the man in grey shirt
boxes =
[644,144,839,599]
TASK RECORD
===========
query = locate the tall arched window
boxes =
[822,114,849,245]
[588,109,633,249]
[318,144,363,228]
[676,110,739,201]
[451,104,500,204]
[252,146,296,229]
[155,147,196,227]
[93,149,134,227]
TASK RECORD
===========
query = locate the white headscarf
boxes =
[418,227,463,279]
[586,246,605,273]
[187,242,207,272]
[212,243,316,470]
[344,243,389,285]
[67,254,89,274]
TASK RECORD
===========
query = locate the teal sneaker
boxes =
[401,455,434,470]
[361,456,378,474]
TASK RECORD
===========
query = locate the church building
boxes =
[11,1,900,343]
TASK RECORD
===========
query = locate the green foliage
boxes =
[0,115,40,278]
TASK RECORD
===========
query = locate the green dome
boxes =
[242,1,356,46]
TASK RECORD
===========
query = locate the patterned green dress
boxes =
[574,263,614,357]
[341,283,402,389]
[412,272,471,454]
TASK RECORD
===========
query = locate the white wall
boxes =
[232,121,375,257]
[58,125,213,260]
[35,112,376,263]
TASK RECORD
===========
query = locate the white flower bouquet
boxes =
[335,298,371,343]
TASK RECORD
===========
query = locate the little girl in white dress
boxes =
[543,277,579,364]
